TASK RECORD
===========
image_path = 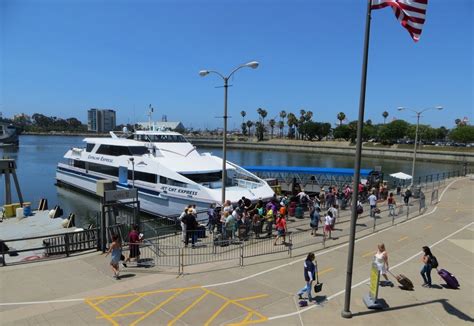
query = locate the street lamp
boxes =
[199,61,259,205]
[397,106,443,186]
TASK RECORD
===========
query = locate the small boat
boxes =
[0,123,19,146]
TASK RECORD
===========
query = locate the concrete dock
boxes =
[0,177,473,325]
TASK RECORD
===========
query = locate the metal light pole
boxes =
[129,157,135,188]
[398,106,443,186]
[199,61,259,205]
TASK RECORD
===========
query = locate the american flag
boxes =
[371,0,428,42]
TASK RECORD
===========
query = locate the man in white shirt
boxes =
[368,191,377,217]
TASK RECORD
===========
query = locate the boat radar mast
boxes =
[148,104,154,131]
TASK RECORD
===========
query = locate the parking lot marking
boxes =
[129,289,184,326]
[168,290,210,326]
[424,225,433,230]
[398,236,409,242]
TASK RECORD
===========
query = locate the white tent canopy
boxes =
[390,172,412,180]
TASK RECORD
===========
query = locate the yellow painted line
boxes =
[206,289,268,322]
[362,251,374,258]
[110,293,146,317]
[86,286,202,302]
[398,236,409,242]
[242,312,253,323]
[85,299,119,326]
[234,294,269,303]
[318,267,334,275]
[203,301,231,326]
[168,290,210,326]
[424,225,433,230]
[444,217,450,221]
[97,311,145,319]
[130,289,184,326]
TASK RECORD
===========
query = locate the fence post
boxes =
[406,204,410,221]
[179,248,184,275]
[240,244,244,267]
[65,234,70,257]
[288,233,293,258]
[373,215,376,232]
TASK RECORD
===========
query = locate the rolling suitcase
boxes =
[388,271,414,290]
[437,269,459,289]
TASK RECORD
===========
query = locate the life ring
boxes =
[22,255,41,261]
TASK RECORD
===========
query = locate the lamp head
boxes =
[199,70,209,77]
[436,106,443,110]
[244,61,259,69]
[397,107,405,111]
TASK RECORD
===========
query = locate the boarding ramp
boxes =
[244,166,373,192]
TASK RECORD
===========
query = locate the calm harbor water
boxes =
[1,135,462,227]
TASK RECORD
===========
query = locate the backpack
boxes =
[356,204,363,215]
[430,256,439,268]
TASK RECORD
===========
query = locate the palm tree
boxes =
[337,112,346,126]
[287,113,298,138]
[299,109,306,119]
[279,110,287,137]
[304,110,313,122]
[455,118,461,126]
[246,120,254,137]
[268,119,276,138]
[261,109,268,125]
[382,111,389,124]
[278,120,285,138]
[240,110,246,124]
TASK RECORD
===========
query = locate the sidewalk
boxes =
[1,177,472,325]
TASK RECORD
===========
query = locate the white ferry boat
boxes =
[56,131,274,221]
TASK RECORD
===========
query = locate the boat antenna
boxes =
[148,104,154,131]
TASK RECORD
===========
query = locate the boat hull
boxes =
[56,166,212,222]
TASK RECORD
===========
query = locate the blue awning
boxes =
[243,166,373,177]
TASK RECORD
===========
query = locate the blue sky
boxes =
[1,0,472,129]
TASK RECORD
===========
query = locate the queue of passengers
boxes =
[178,191,333,245]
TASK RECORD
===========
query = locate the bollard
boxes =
[406,204,410,221]
[239,244,244,267]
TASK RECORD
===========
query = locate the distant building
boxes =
[88,108,116,132]
[136,121,185,133]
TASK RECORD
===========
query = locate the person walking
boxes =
[310,205,321,236]
[421,246,434,287]
[265,207,274,237]
[374,243,391,286]
[183,209,198,248]
[123,224,141,266]
[105,234,122,280]
[387,192,397,217]
[368,191,377,217]
[179,206,190,243]
[207,203,217,234]
[297,252,317,302]
[273,214,287,245]
[323,211,334,240]
[404,187,412,206]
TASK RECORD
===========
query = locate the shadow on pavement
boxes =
[352,299,474,322]
[118,273,136,279]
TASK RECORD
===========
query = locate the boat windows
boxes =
[86,143,95,152]
[128,170,157,183]
[0,126,3,135]
[88,162,118,177]
[180,172,222,184]
[132,134,188,143]
[73,160,86,169]
[96,144,149,156]
[128,146,150,156]
[159,176,188,188]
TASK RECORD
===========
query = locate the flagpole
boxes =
[341,0,372,319]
